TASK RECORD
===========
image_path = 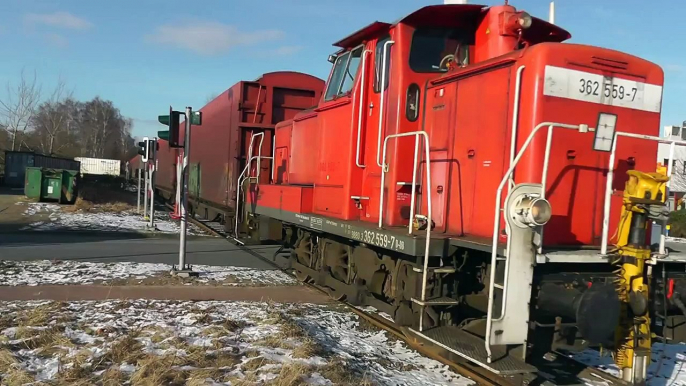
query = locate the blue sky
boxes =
[1,0,682,138]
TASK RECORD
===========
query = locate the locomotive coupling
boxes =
[612,170,669,385]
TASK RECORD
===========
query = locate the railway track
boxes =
[159,204,627,385]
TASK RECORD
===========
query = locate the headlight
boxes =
[509,194,552,228]
[528,198,552,226]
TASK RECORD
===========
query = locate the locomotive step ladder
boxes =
[378,132,458,318]
[379,131,535,375]
[234,132,273,239]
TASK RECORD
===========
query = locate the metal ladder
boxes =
[234,132,273,239]
[378,131,458,332]
[484,122,584,363]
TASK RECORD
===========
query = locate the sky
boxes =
[1,0,682,139]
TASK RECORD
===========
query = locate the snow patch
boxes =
[18,202,204,235]
[0,260,296,286]
[0,300,474,385]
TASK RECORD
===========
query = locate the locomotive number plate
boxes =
[349,229,406,252]
[543,65,662,113]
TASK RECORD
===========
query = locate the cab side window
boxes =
[324,46,364,101]
[374,35,391,93]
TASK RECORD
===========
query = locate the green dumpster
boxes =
[24,167,79,204]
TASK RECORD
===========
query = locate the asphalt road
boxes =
[0,232,280,268]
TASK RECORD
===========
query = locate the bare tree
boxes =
[0,70,41,151]
[31,79,73,155]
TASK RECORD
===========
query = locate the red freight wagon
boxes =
[154,140,178,195]
[156,71,324,227]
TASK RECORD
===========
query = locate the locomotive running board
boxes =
[253,205,507,257]
[407,326,537,375]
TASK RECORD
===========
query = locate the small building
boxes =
[657,125,686,209]
[3,151,80,188]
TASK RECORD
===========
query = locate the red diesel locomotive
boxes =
[157,3,686,383]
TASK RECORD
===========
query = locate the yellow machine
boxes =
[613,170,669,384]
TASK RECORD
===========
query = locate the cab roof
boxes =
[333,4,570,49]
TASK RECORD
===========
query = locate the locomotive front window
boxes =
[324,46,364,101]
[324,52,350,101]
[340,47,363,95]
[409,27,472,73]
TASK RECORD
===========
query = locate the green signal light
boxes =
[191,111,202,126]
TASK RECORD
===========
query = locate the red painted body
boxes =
[251,4,664,249]
[156,72,324,213]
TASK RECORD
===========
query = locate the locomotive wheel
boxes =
[321,239,350,284]
[293,231,316,268]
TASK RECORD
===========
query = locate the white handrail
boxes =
[485,121,581,362]
[356,49,371,168]
[600,132,686,255]
[234,132,266,237]
[271,133,276,183]
[376,40,395,167]
[234,155,274,237]
[509,66,525,188]
[252,132,265,182]
[379,131,432,330]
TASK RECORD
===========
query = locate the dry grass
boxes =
[0,314,15,330]
[0,349,18,367]
[291,337,323,359]
[185,346,240,369]
[228,371,260,386]
[1,350,33,386]
[100,367,124,386]
[265,362,310,386]
[319,359,375,386]
[223,318,249,331]
[259,335,294,350]
[130,354,186,386]
[186,368,225,385]
[242,357,277,372]
[2,367,34,386]
[14,325,73,351]
[55,348,99,385]
[101,333,144,365]
[17,301,65,326]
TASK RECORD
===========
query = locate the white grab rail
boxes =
[508,66,525,189]
[485,121,583,362]
[379,131,432,330]
[600,132,686,256]
[234,132,270,238]
[376,40,395,167]
[355,49,371,168]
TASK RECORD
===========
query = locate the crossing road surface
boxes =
[0,232,279,268]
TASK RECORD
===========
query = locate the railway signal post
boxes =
[148,138,157,229]
[136,162,141,214]
[160,107,201,277]
[138,137,150,219]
